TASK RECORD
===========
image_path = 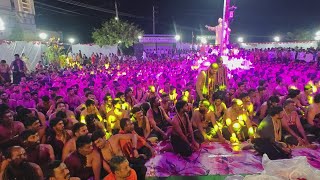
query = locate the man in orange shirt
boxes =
[104,156,137,180]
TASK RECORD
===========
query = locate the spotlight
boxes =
[115,17,119,21]
[274,36,280,42]
[175,35,181,41]
[39,33,48,40]
[118,40,122,43]
[237,37,244,43]
[69,38,75,44]
[138,35,142,40]
[316,31,320,36]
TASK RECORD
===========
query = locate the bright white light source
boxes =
[39,33,48,40]
[69,38,75,44]
[315,36,320,41]
[118,40,122,43]
[274,36,280,42]
[316,31,320,36]
[115,17,119,21]
[138,35,142,39]
[0,18,5,31]
[237,37,244,43]
[201,38,207,44]
[175,35,181,41]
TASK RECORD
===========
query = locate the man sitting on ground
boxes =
[47,160,80,180]
[104,156,137,180]
[64,135,101,180]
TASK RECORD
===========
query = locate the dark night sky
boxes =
[34,0,320,43]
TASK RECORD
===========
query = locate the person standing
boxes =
[0,60,11,83]
[196,63,219,101]
[10,54,27,84]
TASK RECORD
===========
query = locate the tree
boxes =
[92,19,143,49]
[285,29,313,41]
[45,37,66,68]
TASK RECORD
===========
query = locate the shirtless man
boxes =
[80,99,103,124]
[49,102,77,126]
[258,96,280,121]
[62,123,89,161]
[210,92,227,122]
[106,98,129,134]
[64,135,101,180]
[239,93,255,122]
[281,100,309,146]
[0,92,16,109]
[196,63,219,101]
[17,91,36,108]
[47,118,73,160]
[125,88,138,108]
[273,77,288,97]
[300,84,314,106]
[0,146,43,180]
[65,88,81,111]
[192,99,225,143]
[171,100,199,157]
[10,85,23,100]
[224,99,254,143]
[306,93,320,138]
[91,130,139,173]
[0,104,25,149]
[47,160,80,180]
[147,97,171,140]
[23,116,46,143]
[99,93,113,119]
[19,129,55,172]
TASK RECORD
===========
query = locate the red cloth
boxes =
[104,169,137,180]
[118,130,146,158]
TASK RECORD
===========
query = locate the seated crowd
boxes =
[0,47,320,180]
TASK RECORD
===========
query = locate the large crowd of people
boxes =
[0,46,320,180]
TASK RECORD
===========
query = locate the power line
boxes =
[35,1,89,16]
[55,0,146,19]
[35,5,74,16]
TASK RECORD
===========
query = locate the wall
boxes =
[240,41,318,49]
[0,40,44,69]
[71,44,118,57]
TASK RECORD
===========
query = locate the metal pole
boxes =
[115,1,119,19]
[219,0,230,55]
[153,6,155,34]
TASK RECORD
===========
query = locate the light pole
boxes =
[0,18,5,39]
[68,38,75,54]
[220,0,230,55]
[39,33,48,64]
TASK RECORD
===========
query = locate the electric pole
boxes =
[153,6,155,34]
[220,0,230,55]
[115,0,119,20]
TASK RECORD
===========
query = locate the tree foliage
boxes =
[92,19,143,48]
[285,29,313,41]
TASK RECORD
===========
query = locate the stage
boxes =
[146,142,320,178]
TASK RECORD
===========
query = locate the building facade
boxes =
[0,0,37,40]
